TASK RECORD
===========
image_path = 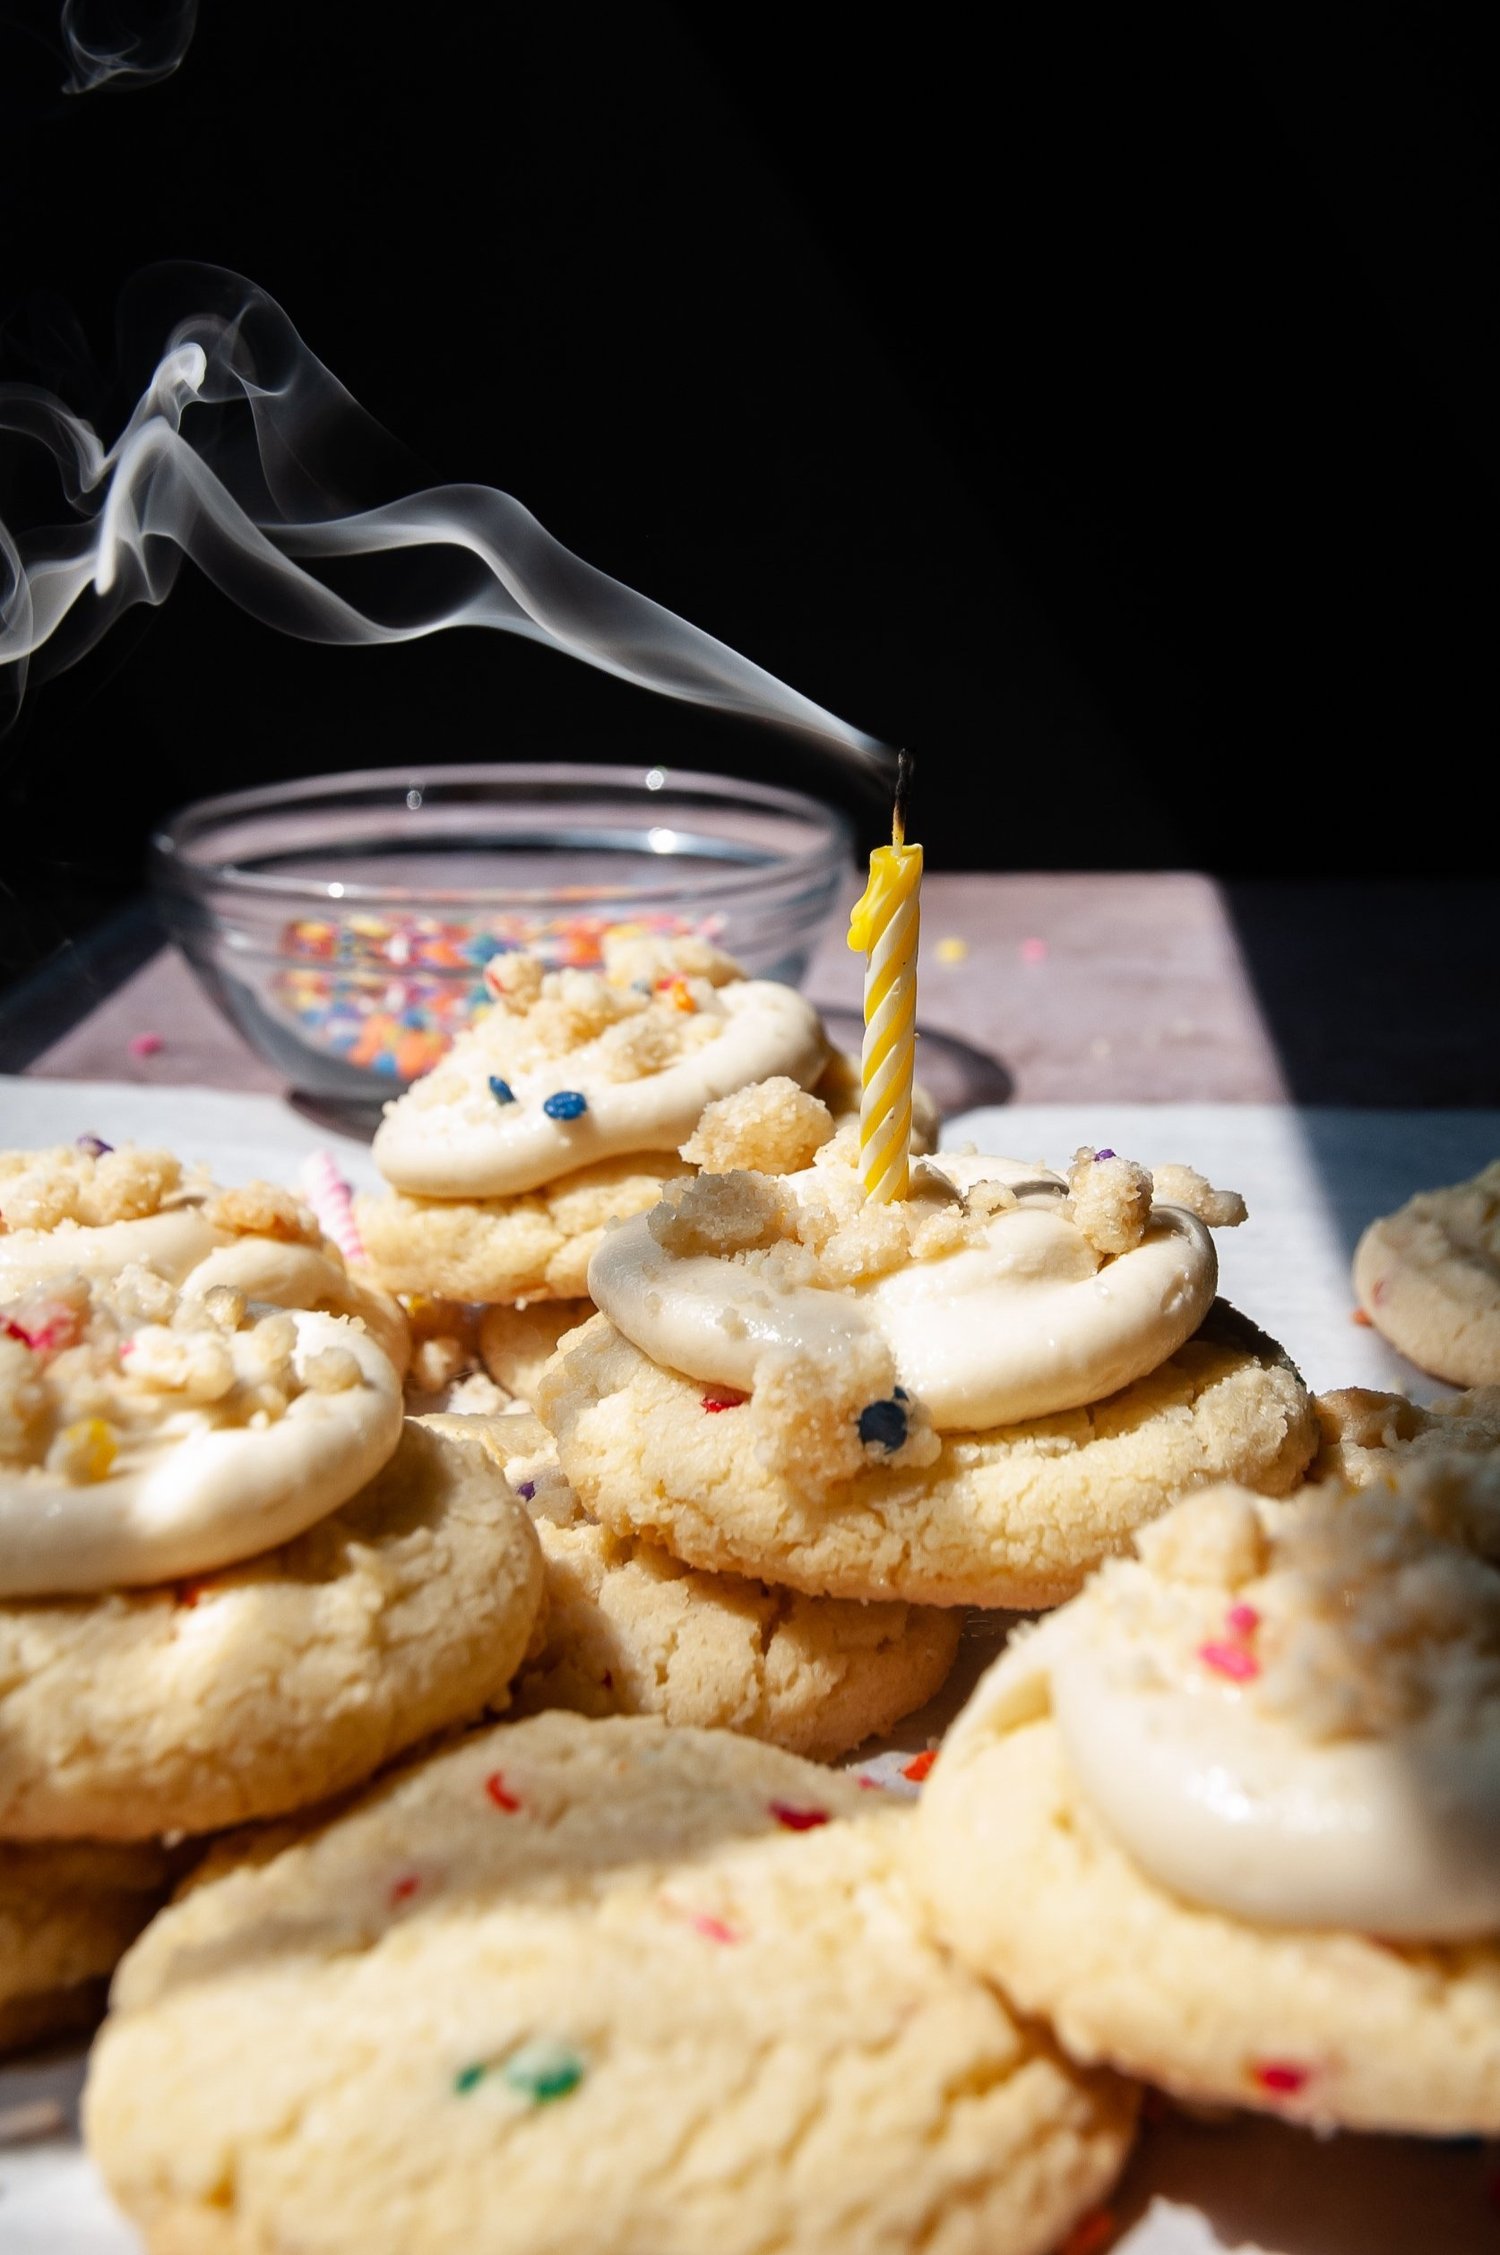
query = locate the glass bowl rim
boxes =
[150,761,857,914]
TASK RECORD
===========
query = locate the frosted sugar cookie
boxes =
[0,1418,543,1841]
[420,1411,961,1759]
[0,1140,410,1375]
[911,1460,1500,2134]
[476,1298,594,1406]
[538,1140,1318,1607]
[0,1838,176,2054]
[1353,1160,1500,1386]
[359,1151,697,1305]
[1312,1382,1500,1487]
[370,936,830,1201]
[0,1266,404,1595]
[84,1711,1139,2255]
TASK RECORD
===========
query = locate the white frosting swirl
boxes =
[973,1490,1500,1939]
[1052,1634,1500,1937]
[372,980,829,1199]
[0,1209,221,1293]
[588,1152,1219,1431]
[0,1310,403,1598]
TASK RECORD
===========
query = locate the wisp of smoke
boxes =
[60,0,199,93]
[0,264,891,777]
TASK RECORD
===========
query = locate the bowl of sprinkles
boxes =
[151,763,854,1102]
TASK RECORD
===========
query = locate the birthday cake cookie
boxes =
[419,1410,961,1759]
[83,1711,1140,2255]
[0,1270,543,1839]
[909,1457,1500,2135]
[0,1139,410,1376]
[0,1838,177,2055]
[1352,1159,1500,1387]
[536,1139,1318,1607]
[476,1299,594,1408]
[1312,1381,1500,1487]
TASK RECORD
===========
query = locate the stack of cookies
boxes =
[354,936,965,1761]
[356,933,935,1413]
[0,1139,545,2056]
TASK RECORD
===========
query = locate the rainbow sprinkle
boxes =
[1251,2059,1311,2096]
[857,1397,908,1451]
[542,1090,588,1121]
[1198,1598,1262,1682]
[769,1801,829,1832]
[484,1771,522,1813]
[503,2041,585,2103]
[1199,1640,1260,1682]
[453,2041,588,2105]
[689,1913,740,1945]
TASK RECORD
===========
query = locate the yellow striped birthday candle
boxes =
[847,766,922,1204]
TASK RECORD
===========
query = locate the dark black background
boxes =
[2,5,1496,983]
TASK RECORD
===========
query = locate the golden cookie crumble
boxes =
[0,1267,367,1479]
[1114,1455,1500,1744]
[680,1077,836,1176]
[626,1138,1253,1492]
[397,939,746,1119]
[649,1134,1245,1290]
[0,1144,194,1234]
[0,1141,337,1257]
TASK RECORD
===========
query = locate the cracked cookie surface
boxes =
[0,1838,177,2055]
[537,1301,1319,1608]
[0,1421,543,1841]
[84,1710,1139,2255]
[421,1413,960,1758]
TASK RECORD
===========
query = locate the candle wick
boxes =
[892,747,913,849]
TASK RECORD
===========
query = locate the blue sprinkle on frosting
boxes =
[858,1398,909,1451]
[543,1090,588,1121]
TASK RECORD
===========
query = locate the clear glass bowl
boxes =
[150,763,856,1101]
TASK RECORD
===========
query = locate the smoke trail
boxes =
[60,0,198,93]
[0,264,890,773]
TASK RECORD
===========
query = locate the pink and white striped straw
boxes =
[298,1149,365,1265]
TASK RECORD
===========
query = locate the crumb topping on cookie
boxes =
[0,1144,197,1234]
[371,940,830,1200]
[0,1269,368,1474]
[1130,1460,1500,1740]
[680,1077,836,1176]
[0,1268,403,1597]
[0,1140,411,1382]
[591,1137,1238,1435]
[992,1459,1500,1938]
